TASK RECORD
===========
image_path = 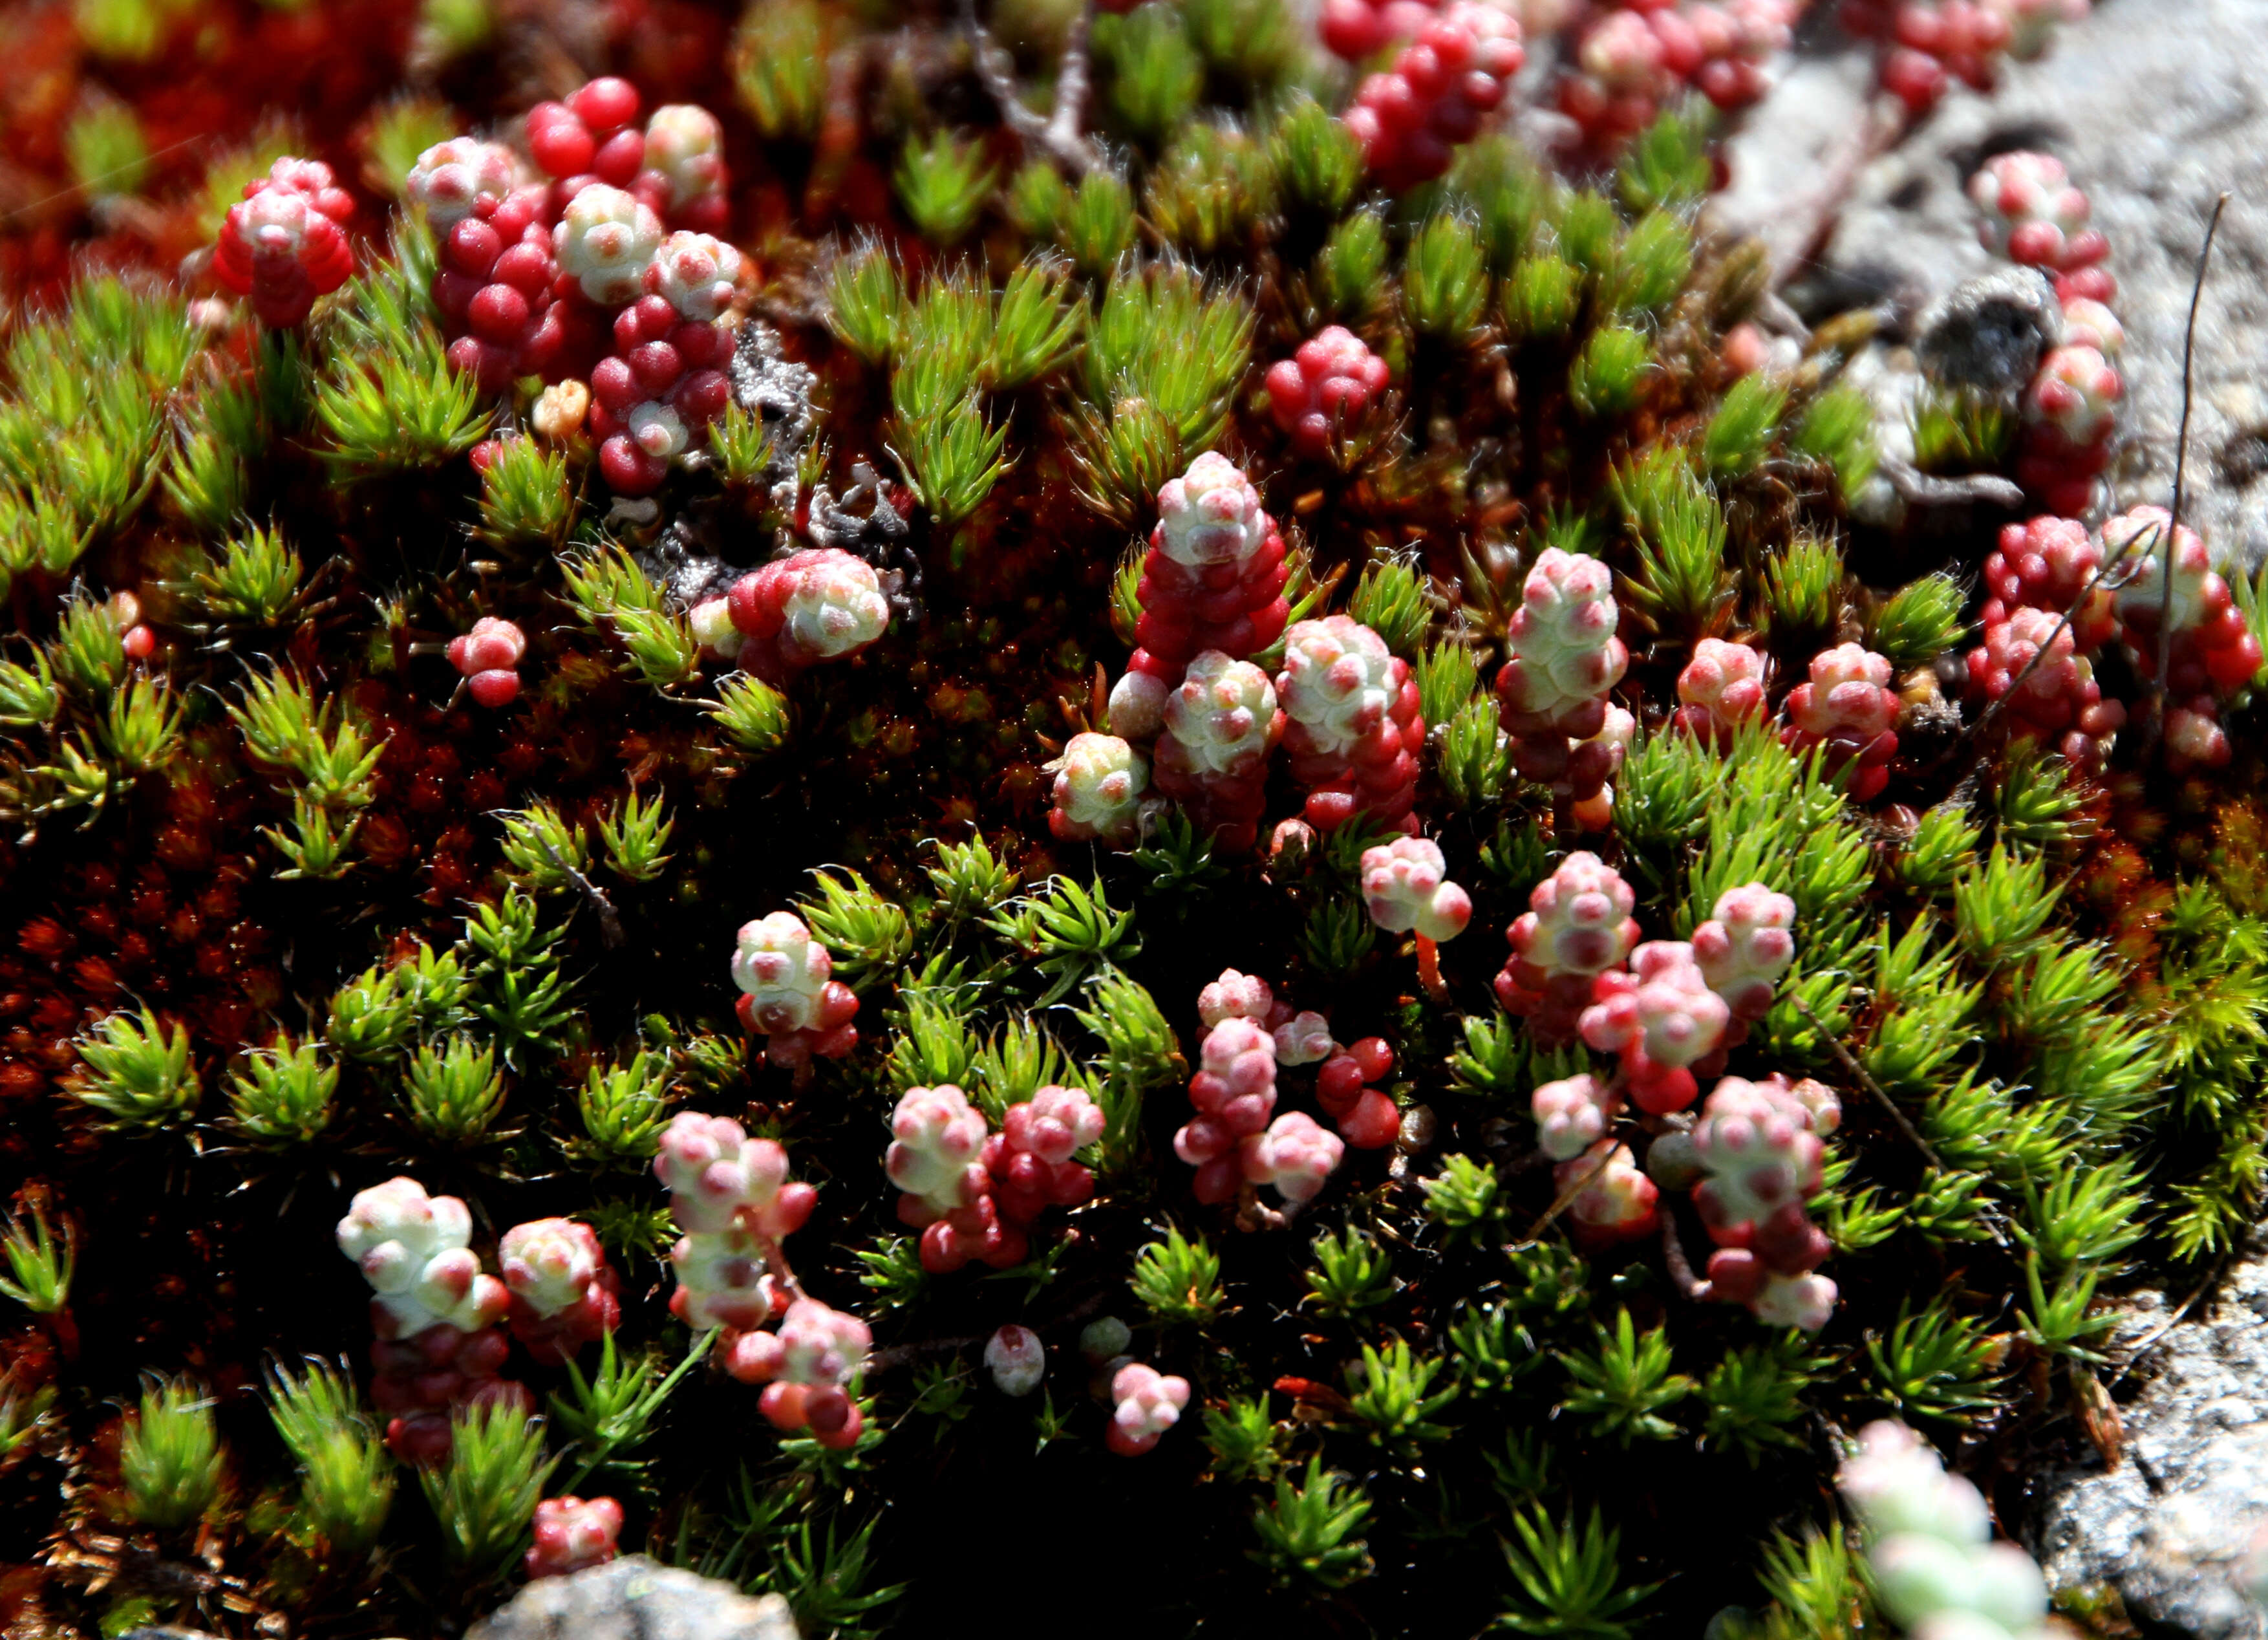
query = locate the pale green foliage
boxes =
[72,1008,198,1127]
[1304,1225,1397,1317]
[801,869,914,986]
[1146,123,1277,257]
[1270,93,1362,217]
[599,789,674,881]
[121,1378,226,1530]
[1131,1226,1223,1326]
[1349,1337,1457,1449]
[1613,446,1729,638]
[1867,1300,2002,1424]
[1569,325,1651,417]
[402,1036,508,1146]
[710,674,791,754]
[734,0,831,140]
[419,1403,557,1576]
[267,1361,394,1558]
[0,1204,74,1314]
[1404,213,1489,341]
[1250,1456,1373,1591]
[895,130,998,246]
[227,1035,338,1143]
[1203,1394,1282,1484]
[1704,373,1786,478]
[577,1050,674,1163]
[187,525,306,631]
[1102,2,1204,141]
[315,224,487,470]
[1559,1311,1693,1445]
[477,437,575,548]
[1347,559,1431,658]
[1497,1506,1653,1639]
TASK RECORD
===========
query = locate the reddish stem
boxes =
[1415,934,1448,1005]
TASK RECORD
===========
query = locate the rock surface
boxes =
[2035,1236,2268,1639]
[465,1555,798,1640]
[1722,0,2268,569]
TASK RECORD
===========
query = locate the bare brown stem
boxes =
[2148,191,2230,744]
[1788,993,1942,1169]
[1660,1214,1711,1301]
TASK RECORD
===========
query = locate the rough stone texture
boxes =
[465,1555,798,1640]
[2035,1235,2268,1639]
[1722,0,2268,570]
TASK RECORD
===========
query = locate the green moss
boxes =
[7,18,2252,1638]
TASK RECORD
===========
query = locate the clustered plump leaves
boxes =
[0,0,2260,1637]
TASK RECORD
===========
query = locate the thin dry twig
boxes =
[1928,513,2162,783]
[540,835,624,949]
[1789,992,1942,1169]
[2147,191,2231,742]
[1878,455,2026,512]
[2103,1246,2239,1392]
[961,0,1100,175]
[1660,1214,1709,1300]
[1516,1144,1614,1242]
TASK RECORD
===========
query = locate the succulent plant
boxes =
[1,5,2260,1637]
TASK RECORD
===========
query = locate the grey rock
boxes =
[466,1555,799,1640]
[1723,0,2268,569]
[727,319,820,519]
[2035,1235,2268,1639]
[1914,266,2064,402]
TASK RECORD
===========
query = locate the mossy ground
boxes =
[0,3,2263,1637]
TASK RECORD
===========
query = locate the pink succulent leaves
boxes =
[656,1111,815,1333]
[498,1217,621,1365]
[1342,3,1526,190]
[1780,643,1899,802]
[591,288,736,495]
[1359,837,1473,943]
[1579,940,1731,1115]
[337,1177,524,1464]
[1692,1074,1839,1330]
[1557,1140,1659,1247]
[339,1176,508,1339]
[725,548,892,685]
[1691,883,1797,1024]
[449,617,527,708]
[986,1085,1106,1227]
[528,78,647,191]
[527,1496,623,1579]
[1969,151,2107,277]
[1557,0,1798,150]
[1264,327,1393,459]
[1048,732,1151,848]
[1496,549,1629,740]
[1495,851,1640,1044]
[215,158,354,328]
[984,1324,1047,1396]
[1966,152,2123,512]
[1177,1016,1281,1203]
[1110,453,1291,738]
[1106,1362,1192,1455]
[730,911,860,1068]
[1532,1072,1617,1162]
[1277,616,1425,832]
[1152,652,1283,853]
[1673,639,1768,744]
